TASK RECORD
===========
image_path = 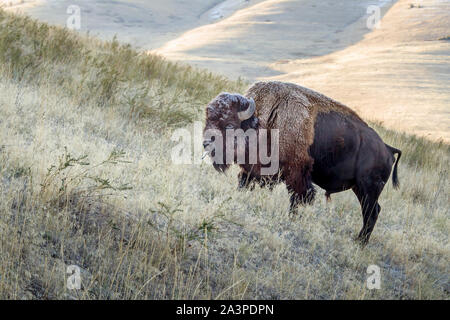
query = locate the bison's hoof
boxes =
[288,208,301,218]
[354,235,369,247]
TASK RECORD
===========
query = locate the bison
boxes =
[203,81,401,244]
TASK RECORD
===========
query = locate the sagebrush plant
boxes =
[0,9,448,299]
[39,147,132,207]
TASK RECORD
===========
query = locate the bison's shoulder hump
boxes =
[246,81,364,122]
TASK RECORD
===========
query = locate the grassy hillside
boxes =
[0,9,448,299]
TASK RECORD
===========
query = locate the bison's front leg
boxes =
[238,170,255,190]
[285,165,315,214]
[238,170,280,191]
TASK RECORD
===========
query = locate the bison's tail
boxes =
[385,144,402,189]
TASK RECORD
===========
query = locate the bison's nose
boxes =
[203,140,212,149]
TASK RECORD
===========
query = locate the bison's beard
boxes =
[210,142,249,173]
[208,144,233,173]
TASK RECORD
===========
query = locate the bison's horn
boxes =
[238,98,255,121]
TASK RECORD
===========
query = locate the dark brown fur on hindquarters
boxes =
[309,110,401,244]
[204,81,402,244]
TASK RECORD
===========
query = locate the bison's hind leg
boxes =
[352,178,385,245]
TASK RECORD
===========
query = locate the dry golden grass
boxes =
[0,9,448,299]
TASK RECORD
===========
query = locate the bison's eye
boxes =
[225,124,234,130]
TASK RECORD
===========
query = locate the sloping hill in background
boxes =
[272,0,450,142]
[156,0,395,79]
[1,0,265,50]
[5,0,449,142]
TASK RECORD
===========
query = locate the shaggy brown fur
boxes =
[245,81,364,167]
[204,81,367,204]
[203,80,402,243]
[243,81,365,203]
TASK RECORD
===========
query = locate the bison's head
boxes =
[203,93,257,172]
